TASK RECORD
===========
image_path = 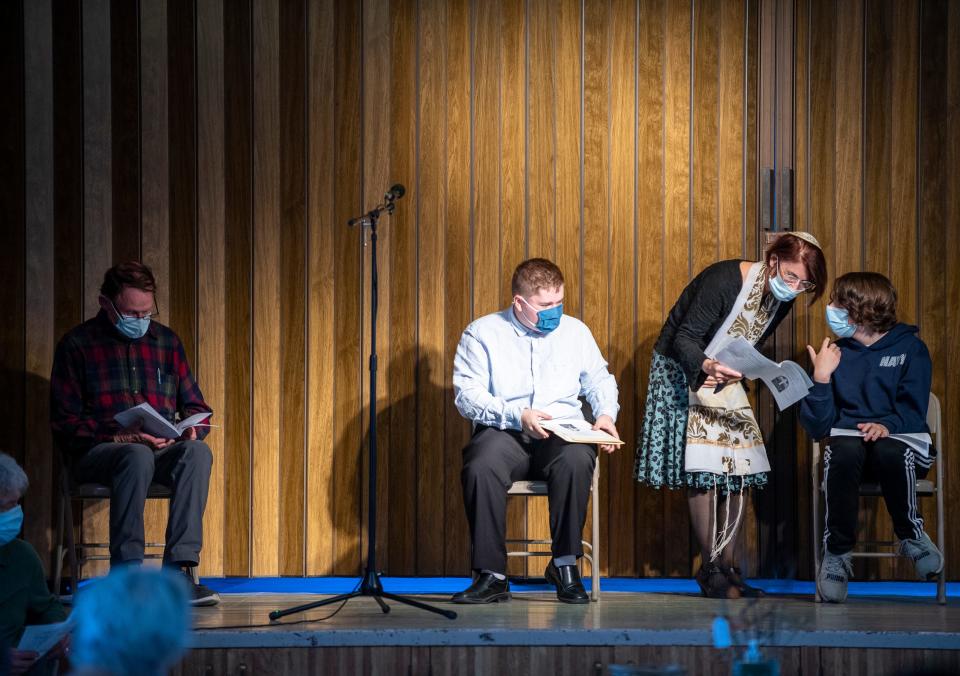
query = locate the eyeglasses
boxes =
[107,297,160,320]
[776,260,816,292]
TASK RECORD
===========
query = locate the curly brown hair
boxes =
[511,258,564,297]
[830,272,898,333]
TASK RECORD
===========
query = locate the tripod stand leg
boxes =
[379,591,458,619]
[373,594,390,614]
[269,590,361,621]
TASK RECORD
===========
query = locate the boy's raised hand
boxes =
[807,337,842,383]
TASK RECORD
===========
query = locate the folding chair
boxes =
[811,393,946,604]
[506,461,601,601]
[53,446,197,594]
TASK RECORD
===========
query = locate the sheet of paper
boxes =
[114,402,180,439]
[829,428,931,457]
[17,620,73,656]
[540,418,622,445]
[710,336,813,411]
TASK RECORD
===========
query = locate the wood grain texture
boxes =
[361,0,392,575]
[17,0,959,583]
[417,0,448,574]
[332,0,363,575]
[80,0,113,573]
[278,0,307,577]
[635,0,666,577]
[195,0,225,576]
[23,0,56,568]
[661,0,692,576]
[582,0,611,576]
[110,0,140,262]
[500,0,528,576]
[222,0,253,576]
[306,0,336,577]
[251,0,281,577]
[386,0,418,576]
[443,0,473,575]
[606,0,637,577]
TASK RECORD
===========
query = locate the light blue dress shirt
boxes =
[453,308,620,431]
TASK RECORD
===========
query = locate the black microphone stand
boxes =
[269,189,457,622]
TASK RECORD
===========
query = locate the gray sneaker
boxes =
[817,551,853,603]
[899,532,944,580]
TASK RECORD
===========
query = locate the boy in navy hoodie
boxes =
[801,272,942,603]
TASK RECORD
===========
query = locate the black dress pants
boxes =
[461,425,596,573]
[822,435,929,556]
[73,440,213,566]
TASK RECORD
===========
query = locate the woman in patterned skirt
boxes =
[634,232,826,598]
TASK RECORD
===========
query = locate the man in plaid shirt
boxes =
[50,261,218,606]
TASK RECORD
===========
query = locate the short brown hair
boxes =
[100,261,157,301]
[830,272,898,333]
[511,258,564,297]
[764,233,828,302]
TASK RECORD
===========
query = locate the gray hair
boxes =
[0,453,29,498]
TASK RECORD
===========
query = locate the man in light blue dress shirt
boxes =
[451,258,620,604]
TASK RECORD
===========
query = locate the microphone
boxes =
[384,184,406,202]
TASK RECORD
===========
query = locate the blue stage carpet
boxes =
[199,576,955,598]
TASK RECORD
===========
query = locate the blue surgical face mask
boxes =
[768,269,801,302]
[519,296,563,334]
[826,304,857,338]
[0,504,23,546]
[107,298,152,339]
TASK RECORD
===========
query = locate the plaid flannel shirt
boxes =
[51,310,213,456]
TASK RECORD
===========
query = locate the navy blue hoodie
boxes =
[799,323,931,440]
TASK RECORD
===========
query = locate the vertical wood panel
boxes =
[332,0,364,575]
[717,0,745,261]
[417,0,448,574]
[251,0,281,577]
[278,0,307,577]
[554,0,582,321]
[306,0,336,576]
[500,0,527,577]
[196,0,225,577]
[23,0,56,567]
[386,0,417,576]
[222,0,253,576]
[635,0,666,576]
[83,0,112,317]
[443,0,472,576]
[527,0,556,259]
[139,0,171,557]
[110,0,140,262]
[919,0,951,580]
[361,0,392,574]
[607,0,637,578]
[661,0,692,576]
[140,0,169,300]
[80,0,113,573]
[692,0,720,276]
[833,0,863,278]
[168,0,197,348]
[582,0,611,575]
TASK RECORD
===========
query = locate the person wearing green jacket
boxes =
[0,452,68,675]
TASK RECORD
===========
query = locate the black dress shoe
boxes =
[451,573,511,604]
[545,561,589,604]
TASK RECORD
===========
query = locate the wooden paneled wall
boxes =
[3,0,957,580]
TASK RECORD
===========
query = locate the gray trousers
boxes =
[73,440,212,566]
[461,425,596,573]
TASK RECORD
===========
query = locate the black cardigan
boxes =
[654,259,795,391]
